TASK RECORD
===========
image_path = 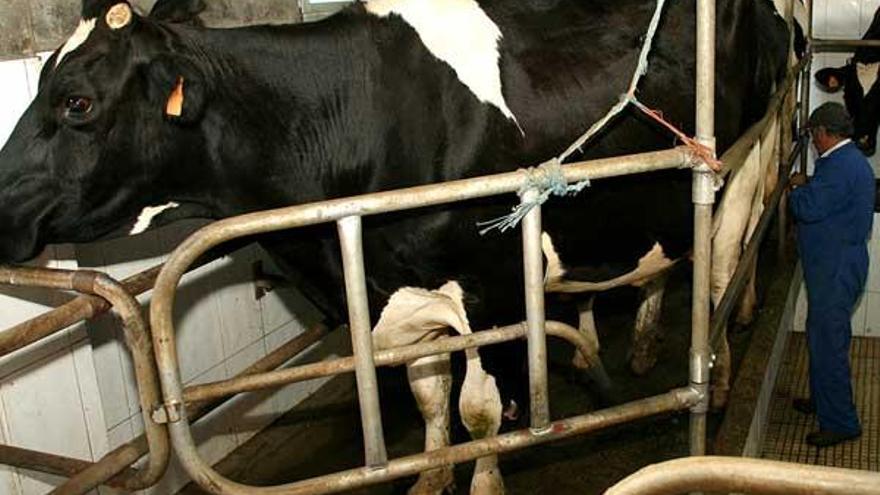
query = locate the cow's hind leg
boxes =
[460,347,504,495]
[630,274,667,375]
[407,354,455,495]
[734,256,759,327]
[711,333,732,410]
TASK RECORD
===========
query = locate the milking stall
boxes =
[0,0,879,494]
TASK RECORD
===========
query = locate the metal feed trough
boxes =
[1,1,878,494]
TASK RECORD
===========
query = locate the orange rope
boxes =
[630,98,723,171]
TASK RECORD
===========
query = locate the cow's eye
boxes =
[64,96,93,117]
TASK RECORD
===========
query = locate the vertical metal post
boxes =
[799,0,814,174]
[690,0,717,458]
[521,189,551,432]
[337,216,388,468]
[778,0,795,261]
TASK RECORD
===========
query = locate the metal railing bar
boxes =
[812,38,880,53]
[336,216,388,468]
[521,190,551,432]
[0,444,141,485]
[183,321,588,404]
[0,267,170,495]
[0,265,161,357]
[0,264,329,492]
[0,240,241,359]
[70,323,329,492]
[174,388,700,495]
[689,0,717,458]
[710,138,806,351]
[147,147,689,494]
[604,456,880,495]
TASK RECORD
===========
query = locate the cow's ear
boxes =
[149,0,206,26]
[146,55,207,124]
[815,67,847,94]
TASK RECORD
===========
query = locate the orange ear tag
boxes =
[165,76,185,117]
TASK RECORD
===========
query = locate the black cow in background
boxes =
[815,5,880,156]
[0,0,791,491]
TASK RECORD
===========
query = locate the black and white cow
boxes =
[0,0,791,491]
[815,5,880,156]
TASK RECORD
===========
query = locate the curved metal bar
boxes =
[148,149,689,495]
[0,265,161,356]
[53,271,170,493]
[604,456,880,495]
[0,267,170,494]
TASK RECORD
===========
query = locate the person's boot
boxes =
[805,429,861,447]
[792,397,816,414]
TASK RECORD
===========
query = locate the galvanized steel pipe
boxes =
[148,148,689,494]
[521,190,551,431]
[171,388,700,495]
[53,272,169,494]
[183,321,592,404]
[812,37,880,52]
[337,216,388,468]
[0,265,162,357]
[690,0,717,458]
[799,0,813,174]
[605,456,880,495]
[0,267,170,494]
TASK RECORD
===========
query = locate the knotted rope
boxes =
[477,158,589,234]
[480,0,720,234]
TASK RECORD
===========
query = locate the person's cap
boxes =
[808,102,854,137]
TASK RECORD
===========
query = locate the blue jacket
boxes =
[791,142,875,304]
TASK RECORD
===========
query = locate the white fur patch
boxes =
[129,202,179,235]
[365,0,519,124]
[56,18,97,68]
[857,62,880,95]
[541,231,566,283]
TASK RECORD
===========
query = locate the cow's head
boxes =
[0,0,215,263]
[815,64,880,156]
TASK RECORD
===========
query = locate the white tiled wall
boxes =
[793,0,880,338]
[0,51,342,494]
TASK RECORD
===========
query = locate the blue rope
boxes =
[477,159,590,235]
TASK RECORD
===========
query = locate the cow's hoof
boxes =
[630,353,657,376]
[409,467,455,495]
[470,467,505,495]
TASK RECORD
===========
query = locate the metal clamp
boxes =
[152,400,183,424]
[691,167,719,205]
[688,382,710,414]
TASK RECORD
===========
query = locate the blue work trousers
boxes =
[803,244,865,435]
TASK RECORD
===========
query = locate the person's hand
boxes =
[789,172,807,189]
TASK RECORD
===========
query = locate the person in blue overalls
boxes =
[789,102,875,448]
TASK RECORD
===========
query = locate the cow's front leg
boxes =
[630,274,667,375]
[407,354,455,495]
[459,346,504,495]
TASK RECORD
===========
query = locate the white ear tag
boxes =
[106,3,133,30]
